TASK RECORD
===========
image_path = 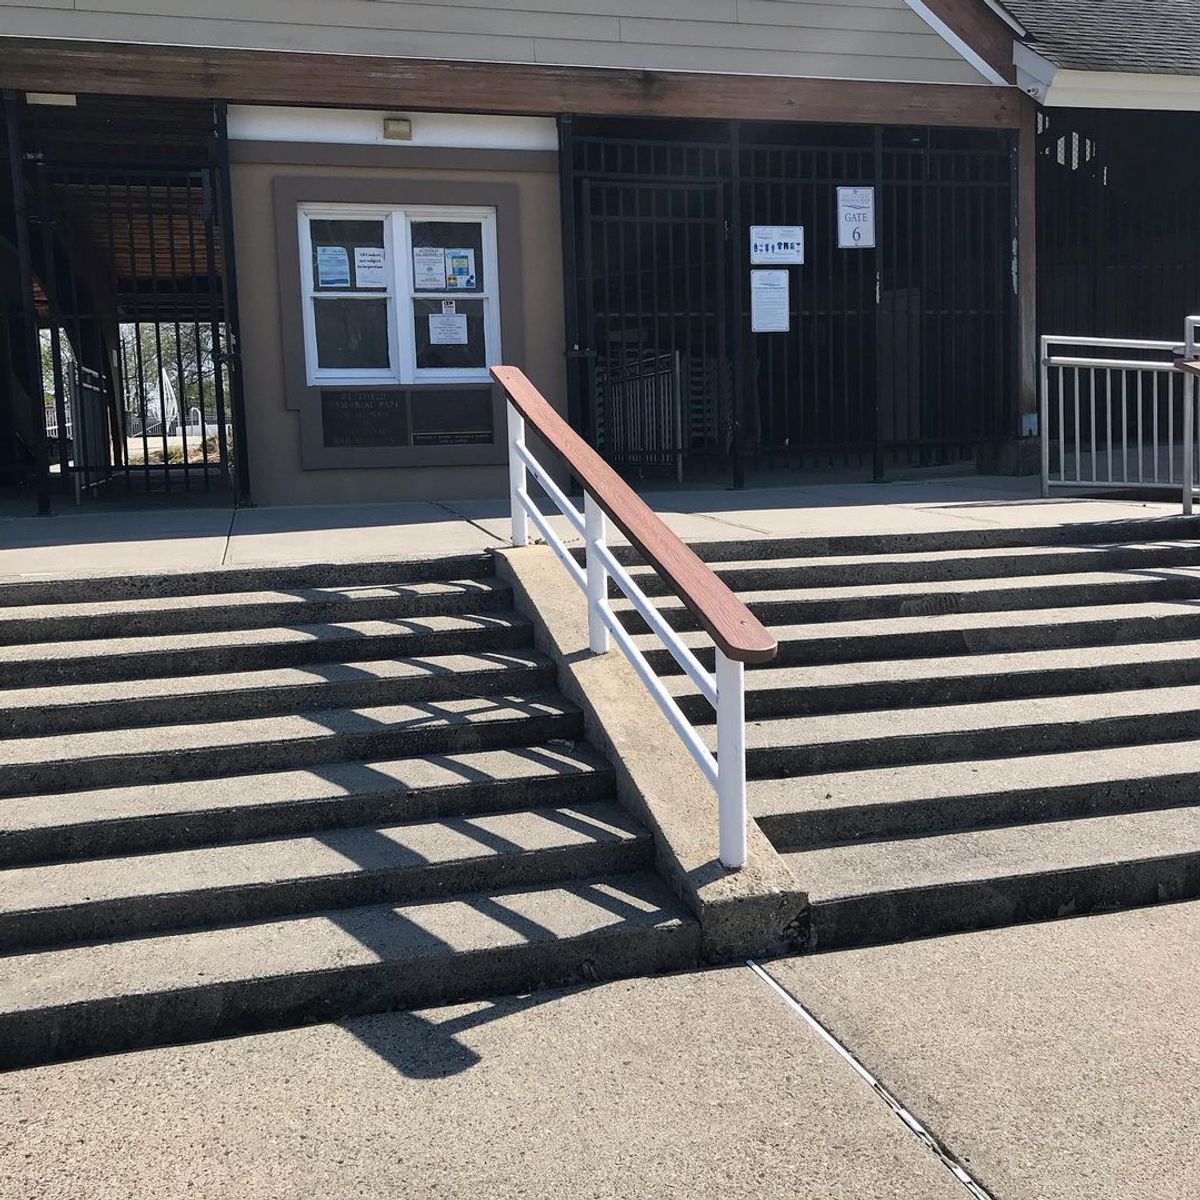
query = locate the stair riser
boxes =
[0,769,614,868]
[0,663,556,737]
[0,623,532,687]
[590,516,1200,566]
[760,772,1200,850]
[807,853,1200,951]
[0,837,653,953]
[747,711,1200,776]
[618,578,1199,636]
[644,611,1200,673]
[627,545,1200,595]
[0,555,495,608]
[0,588,511,646]
[675,657,1200,723]
[0,919,699,1071]
[0,711,585,797]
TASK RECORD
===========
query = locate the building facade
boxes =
[1,0,1045,508]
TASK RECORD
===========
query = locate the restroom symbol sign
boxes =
[749,225,805,266]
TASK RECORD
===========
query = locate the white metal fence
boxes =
[1041,317,1200,512]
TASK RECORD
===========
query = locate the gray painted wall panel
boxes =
[0,0,986,85]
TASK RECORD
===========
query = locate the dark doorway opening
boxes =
[562,116,1016,486]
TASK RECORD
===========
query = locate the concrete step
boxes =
[637,601,1200,671]
[0,553,494,607]
[666,640,1200,721]
[0,800,649,952]
[723,684,1200,777]
[594,515,1200,566]
[0,579,510,644]
[0,744,614,867]
[0,871,699,1069]
[786,805,1200,950]
[752,740,1200,849]
[623,540,1200,594]
[0,650,555,737]
[0,694,584,796]
[615,570,1200,633]
[0,612,533,687]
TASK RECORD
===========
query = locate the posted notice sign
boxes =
[750,270,790,333]
[837,187,876,249]
[750,226,804,266]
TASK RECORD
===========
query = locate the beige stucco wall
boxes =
[231,157,563,506]
[0,1,983,85]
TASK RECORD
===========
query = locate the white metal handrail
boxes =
[495,365,777,870]
[1040,317,1200,513]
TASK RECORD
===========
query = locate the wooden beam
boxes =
[918,0,1018,84]
[0,38,1022,128]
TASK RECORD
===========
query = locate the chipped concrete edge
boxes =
[495,544,809,963]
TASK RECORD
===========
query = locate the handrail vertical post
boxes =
[715,649,747,871]
[1185,318,1200,517]
[1039,337,1051,497]
[506,401,529,546]
[583,492,611,654]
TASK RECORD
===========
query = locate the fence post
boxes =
[506,402,529,547]
[1185,318,1200,517]
[715,649,747,871]
[583,493,611,654]
[1039,337,1051,498]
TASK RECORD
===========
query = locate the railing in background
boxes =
[493,365,778,870]
[1040,318,1200,512]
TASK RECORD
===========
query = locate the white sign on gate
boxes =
[837,187,876,249]
[750,225,804,265]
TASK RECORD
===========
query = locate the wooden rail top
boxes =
[1178,361,1200,378]
[493,366,779,665]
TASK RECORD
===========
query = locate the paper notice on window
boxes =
[316,245,351,288]
[750,269,790,333]
[444,248,477,289]
[354,246,387,288]
[429,308,469,345]
[413,246,446,290]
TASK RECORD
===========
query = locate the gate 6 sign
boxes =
[836,187,876,249]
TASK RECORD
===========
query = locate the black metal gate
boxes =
[563,117,1016,483]
[1,93,247,507]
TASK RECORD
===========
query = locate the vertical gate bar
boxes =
[101,172,129,491]
[1120,371,1128,482]
[728,121,744,488]
[1105,367,1112,482]
[36,164,69,483]
[64,168,93,498]
[124,175,150,492]
[557,116,583,439]
[1137,372,1144,482]
[1168,369,1175,483]
[4,90,51,513]
[143,174,171,489]
[1073,366,1081,482]
[201,167,231,484]
[1153,372,1161,483]
[164,174,191,490]
[1184,371,1194,515]
[213,101,251,501]
[183,170,211,482]
[1039,348,1050,495]
[1056,363,1065,481]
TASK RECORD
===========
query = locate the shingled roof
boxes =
[1001,0,1200,76]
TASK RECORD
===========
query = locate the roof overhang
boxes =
[1015,40,1200,111]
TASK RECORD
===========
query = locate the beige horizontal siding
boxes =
[0,0,987,85]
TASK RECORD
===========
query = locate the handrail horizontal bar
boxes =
[1042,335,1178,351]
[492,365,778,665]
[598,602,720,788]
[1044,357,1179,372]
[592,537,718,708]
[518,489,587,590]
[514,440,585,537]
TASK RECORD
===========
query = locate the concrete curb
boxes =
[496,544,808,961]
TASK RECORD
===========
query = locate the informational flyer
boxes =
[413,246,447,290]
[444,248,477,289]
[749,226,804,265]
[429,300,469,345]
[315,245,350,288]
[354,246,387,288]
[750,269,790,333]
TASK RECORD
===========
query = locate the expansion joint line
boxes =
[745,959,995,1200]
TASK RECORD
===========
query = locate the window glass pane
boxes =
[411,389,493,445]
[410,221,486,293]
[314,298,391,370]
[412,298,487,371]
[310,219,388,292]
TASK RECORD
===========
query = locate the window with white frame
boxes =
[298,203,501,386]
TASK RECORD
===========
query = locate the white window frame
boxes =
[297,202,501,387]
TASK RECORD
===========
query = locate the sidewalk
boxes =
[4,902,1198,1199]
[0,476,1187,580]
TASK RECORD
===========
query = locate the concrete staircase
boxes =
[619,516,1200,950]
[0,554,697,1069]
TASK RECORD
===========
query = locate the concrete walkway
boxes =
[0,475,1187,580]
[5,902,1200,1198]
